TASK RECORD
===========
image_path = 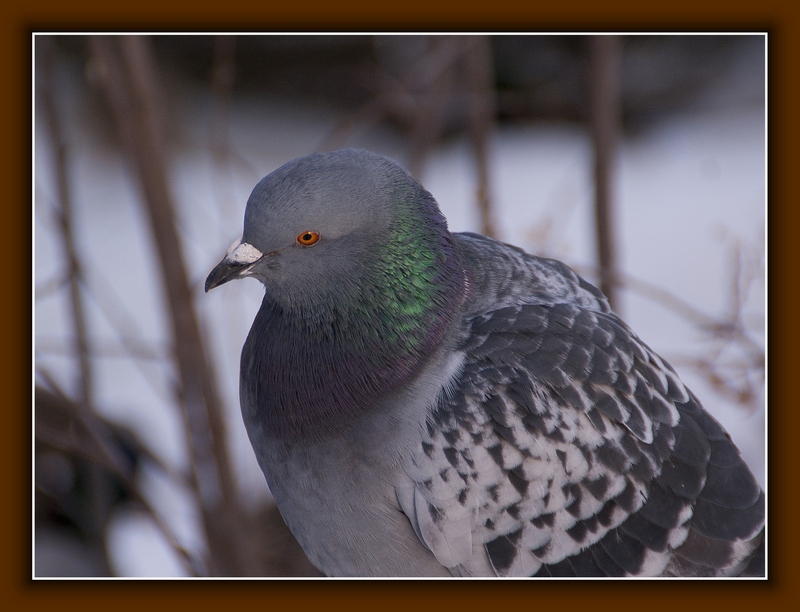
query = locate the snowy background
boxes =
[33,34,766,577]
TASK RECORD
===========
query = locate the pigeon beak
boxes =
[205,237,265,292]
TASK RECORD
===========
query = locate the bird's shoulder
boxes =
[454,231,612,318]
[397,233,764,576]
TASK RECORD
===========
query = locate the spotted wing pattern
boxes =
[399,240,764,577]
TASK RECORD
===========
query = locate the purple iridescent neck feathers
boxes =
[234,150,468,441]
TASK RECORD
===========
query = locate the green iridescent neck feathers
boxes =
[232,150,467,441]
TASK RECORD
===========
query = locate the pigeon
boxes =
[205,148,765,577]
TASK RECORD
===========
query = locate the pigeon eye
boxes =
[296,231,320,246]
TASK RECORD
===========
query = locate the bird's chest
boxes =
[243,401,450,577]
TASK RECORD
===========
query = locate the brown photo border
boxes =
[9,2,793,611]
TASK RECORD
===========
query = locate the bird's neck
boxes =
[241,228,467,443]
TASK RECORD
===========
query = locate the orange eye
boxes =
[296,231,320,246]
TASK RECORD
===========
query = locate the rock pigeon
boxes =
[205,148,765,577]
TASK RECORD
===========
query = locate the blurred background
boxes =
[33,34,766,578]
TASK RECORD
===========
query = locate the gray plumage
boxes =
[206,148,765,577]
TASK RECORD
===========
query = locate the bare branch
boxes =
[35,377,202,576]
[210,35,237,162]
[578,264,765,360]
[464,35,498,239]
[319,35,469,158]
[406,36,457,178]
[39,36,93,411]
[588,35,622,310]
[667,354,764,411]
[575,258,764,414]
[36,334,167,362]
[88,35,246,576]
[34,273,69,301]
[35,185,180,402]
[209,35,241,224]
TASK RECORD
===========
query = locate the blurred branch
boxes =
[77,262,181,400]
[317,87,387,153]
[35,272,69,301]
[319,35,468,164]
[210,35,236,163]
[35,184,180,403]
[577,259,764,412]
[209,35,240,223]
[319,31,503,240]
[37,37,116,572]
[588,35,622,310]
[322,35,499,234]
[464,35,498,239]
[39,37,93,412]
[581,264,765,358]
[406,36,457,178]
[35,375,202,576]
[724,234,764,333]
[36,334,167,362]
[88,35,246,576]
[669,354,763,411]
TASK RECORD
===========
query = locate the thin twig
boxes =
[210,36,236,162]
[667,354,763,410]
[36,335,167,361]
[36,186,180,401]
[77,264,180,400]
[34,273,69,301]
[319,35,471,156]
[89,35,245,576]
[38,36,116,574]
[407,36,457,178]
[464,35,498,239]
[578,263,765,361]
[588,35,622,310]
[209,35,239,223]
[35,373,203,576]
[576,260,765,414]
[39,37,93,412]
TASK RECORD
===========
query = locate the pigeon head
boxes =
[206,149,469,440]
[207,150,397,302]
